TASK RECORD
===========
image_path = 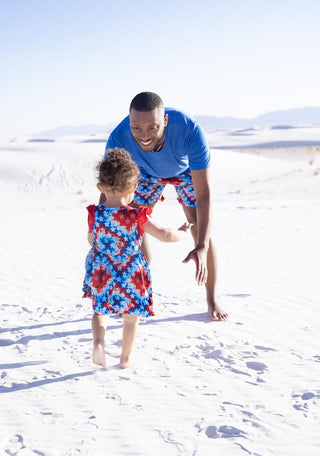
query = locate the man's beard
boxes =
[152,133,165,152]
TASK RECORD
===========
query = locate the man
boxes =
[103,92,228,321]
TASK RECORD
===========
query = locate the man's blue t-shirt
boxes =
[105,108,210,178]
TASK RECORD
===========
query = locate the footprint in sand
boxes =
[205,425,219,439]
[158,430,193,454]
[292,391,320,417]
[219,425,247,438]
[205,425,246,439]
[4,434,32,455]
[246,361,268,372]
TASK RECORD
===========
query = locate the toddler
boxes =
[83,148,190,368]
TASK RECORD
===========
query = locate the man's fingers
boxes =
[196,265,207,285]
[183,249,207,285]
[182,255,189,263]
[182,251,195,264]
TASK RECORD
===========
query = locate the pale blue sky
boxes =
[1,0,319,137]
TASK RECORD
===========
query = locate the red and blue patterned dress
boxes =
[82,204,154,317]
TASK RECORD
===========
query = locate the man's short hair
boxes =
[129,92,164,113]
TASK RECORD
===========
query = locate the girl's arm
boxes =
[87,231,93,246]
[86,205,95,246]
[143,219,190,242]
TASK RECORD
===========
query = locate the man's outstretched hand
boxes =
[183,246,208,286]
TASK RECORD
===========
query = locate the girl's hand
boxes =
[178,222,192,232]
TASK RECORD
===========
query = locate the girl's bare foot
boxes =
[92,343,106,367]
[120,357,134,369]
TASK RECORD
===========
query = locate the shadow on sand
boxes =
[0,370,96,393]
[0,312,212,394]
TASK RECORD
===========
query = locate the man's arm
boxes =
[183,168,212,285]
[191,168,212,247]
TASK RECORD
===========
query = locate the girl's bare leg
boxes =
[120,314,139,369]
[91,312,106,367]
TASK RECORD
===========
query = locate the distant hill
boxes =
[34,122,117,138]
[34,107,320,137]
[195,107,320,131]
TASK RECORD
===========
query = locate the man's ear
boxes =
[164,114,168,127]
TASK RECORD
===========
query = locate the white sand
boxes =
[0,128,320,455]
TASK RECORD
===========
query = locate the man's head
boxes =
[129,92,168,152]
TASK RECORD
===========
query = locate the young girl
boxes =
[83,148,190,369]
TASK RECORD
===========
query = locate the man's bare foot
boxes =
[208,301,228,321]
[120,357,134,369]
[92,343,106,367]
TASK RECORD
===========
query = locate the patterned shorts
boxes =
[133,170,196,206]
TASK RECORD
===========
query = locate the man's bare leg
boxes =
[183,206,228,321]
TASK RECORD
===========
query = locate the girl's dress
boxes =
[83,204,154,317]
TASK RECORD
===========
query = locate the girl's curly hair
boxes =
[96,148,140,192]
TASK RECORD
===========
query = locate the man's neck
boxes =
[153,135,165,152]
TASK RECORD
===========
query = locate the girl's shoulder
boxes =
[137,206,153,235]
[137,205,152,219]
[86,205,96,232]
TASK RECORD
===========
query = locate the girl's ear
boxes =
[128,182,138,193]
[97,183,104,193]
[127,182,138,193]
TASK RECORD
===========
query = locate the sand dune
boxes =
[0,128,319,455]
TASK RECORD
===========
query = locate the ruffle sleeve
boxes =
[87,205,96,233]
[137,206,153,236]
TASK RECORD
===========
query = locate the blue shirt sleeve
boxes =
[106,132,119,151]
[186,121,211,171]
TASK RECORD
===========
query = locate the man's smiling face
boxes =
[129,107,168,152]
